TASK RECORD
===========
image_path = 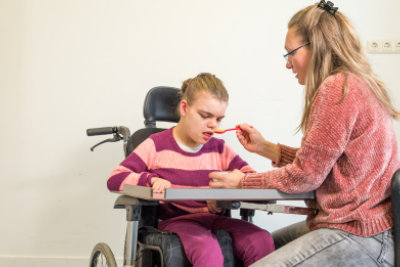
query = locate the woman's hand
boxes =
[236,123,266,154]
[207,200,222,214]
[209,169,245,189]
[151,177,172,193]
[236,123,279,162]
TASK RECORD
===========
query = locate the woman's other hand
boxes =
[209,169,245,188]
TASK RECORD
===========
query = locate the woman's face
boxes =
[178,91,227,147]
[284,26,311,85]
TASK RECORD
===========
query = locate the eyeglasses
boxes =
[283,42,310,62]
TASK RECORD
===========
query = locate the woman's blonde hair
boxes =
[179,72,228,107]
[289,3,400,131]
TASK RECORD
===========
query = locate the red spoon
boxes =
[213,127,240,134]
[213,126,253,134]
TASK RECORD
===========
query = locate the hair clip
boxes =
[317,0,338,15]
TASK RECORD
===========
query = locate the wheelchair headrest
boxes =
[143,86,180,127]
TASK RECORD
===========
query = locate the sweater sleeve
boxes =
[223,143,255,173]
[107,138,159,191]
[242,74,356,193]
[271,143,299,167]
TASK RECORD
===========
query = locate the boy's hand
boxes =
[151,177,172,193]
[207,200,222,214]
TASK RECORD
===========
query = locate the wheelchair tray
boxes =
[122,185,315,201]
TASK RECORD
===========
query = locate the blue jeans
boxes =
[251,221,394,267]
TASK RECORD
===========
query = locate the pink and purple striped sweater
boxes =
[108,128,254,218]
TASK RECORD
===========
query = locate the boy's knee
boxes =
[235,231,275,266]
[189,240,224,266]
[253,231,275,256]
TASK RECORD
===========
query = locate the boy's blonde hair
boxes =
[289,3,400,131]
[179,73,228,107]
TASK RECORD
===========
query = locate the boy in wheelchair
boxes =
[107,72,274,266]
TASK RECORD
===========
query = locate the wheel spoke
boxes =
[89,243,117,267]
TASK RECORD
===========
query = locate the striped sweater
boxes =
[108,128,253,218]
[242,72,400,237]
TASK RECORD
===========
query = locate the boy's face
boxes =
[180,91,227,147]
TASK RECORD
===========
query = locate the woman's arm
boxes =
[236,123,280,163]
[242,74,355,193]
[272,144,299,167]
[212,74,355,193]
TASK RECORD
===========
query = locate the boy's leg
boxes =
[212,216,275,267]
[158,214,224,267]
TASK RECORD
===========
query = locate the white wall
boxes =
[1,0,399,266]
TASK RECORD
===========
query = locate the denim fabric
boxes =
[252,221,394,267]
[272,221,310,250]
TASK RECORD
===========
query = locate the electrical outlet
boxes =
[367,39,400,54]
[367,40,381,53]
[382,40,393,53]
[393,40,400,53]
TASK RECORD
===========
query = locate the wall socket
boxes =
[367,39,400,54]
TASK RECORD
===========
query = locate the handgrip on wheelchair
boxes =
[86,127,118,136]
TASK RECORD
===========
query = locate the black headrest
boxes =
[143,86,180,127]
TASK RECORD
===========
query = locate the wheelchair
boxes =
[87,86,400,267]
[87,86,258,267]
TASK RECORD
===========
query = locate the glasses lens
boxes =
[283,42,309,63]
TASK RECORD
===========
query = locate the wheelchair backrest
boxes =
[143,86,180,128]
[126,86,180,156]
[125,86,181,227]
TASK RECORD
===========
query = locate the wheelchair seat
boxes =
[118,86,242,267]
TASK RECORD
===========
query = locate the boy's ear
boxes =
[179,100,188,116]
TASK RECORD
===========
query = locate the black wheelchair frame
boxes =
[86,87,256,267]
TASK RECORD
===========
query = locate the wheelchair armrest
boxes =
[114,195,159,223]
[114,195,159,209]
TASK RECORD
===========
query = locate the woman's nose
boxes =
[286,61,292,69]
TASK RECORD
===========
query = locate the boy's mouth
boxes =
[203,131,213,138]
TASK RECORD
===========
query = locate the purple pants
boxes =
[158,213,274,267]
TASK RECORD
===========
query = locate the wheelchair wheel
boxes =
[89,242,117,267]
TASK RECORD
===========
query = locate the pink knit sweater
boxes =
[242,73,400,237]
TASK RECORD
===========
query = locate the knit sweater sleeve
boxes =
[223,143,255,173]
[107,138,159,191]
[271,143,299,167]
[242,74,355,193]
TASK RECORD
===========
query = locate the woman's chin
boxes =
[297,77,305,85]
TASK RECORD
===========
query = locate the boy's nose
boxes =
[208,119,218,129]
